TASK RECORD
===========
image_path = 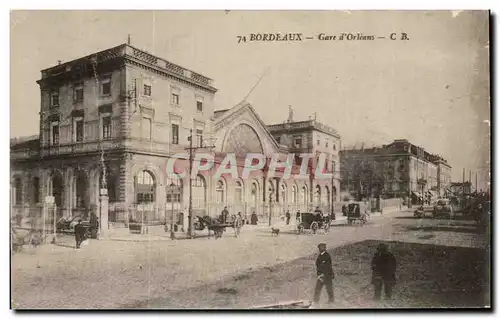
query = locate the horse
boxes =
[196,216,225,239]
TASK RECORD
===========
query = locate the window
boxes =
[317,139,320,146]
[74,117,84,142]
[196,129,203,147]
[73,85,84,103]
[101,78,111,96]
[197,101,203,112]
[14,177,22,205]
[216,180,225,204]
[51,122,59,145]
[33,177,40,204]
[326,141,329,148]
[235,181,243,204]
[102,116,112,139]
[192,175,206,208]
[294,136,302,147]
[51,90,59,107]
[333,144,336,150]
[136,170,155,203]
[171,93,180,105]
[143,84,151,96]
[171,124,179,144]
[275,136,281,144]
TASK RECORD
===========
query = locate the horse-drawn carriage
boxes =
[297,212,330,234]
[343,203,368,225]
[195,214,243,239]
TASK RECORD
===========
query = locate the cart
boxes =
[346,203,368,225]
[297,212,330,234]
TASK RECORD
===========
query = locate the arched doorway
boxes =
[216,180,226,204]
[315,185,321,205]
[280,183,287,206]
[135,170,156,222]
[301,185,308,205]
[51,172,64,214]
[192,174,207,215]
[136,170,155,203]
[234,180,243,204]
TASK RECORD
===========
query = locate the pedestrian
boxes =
[296,210,301,223]
[313,243,335,305]
[221,206,229,224]
[285,210,291,225]
[234,212,243,237]
[89,212,99,239]
[74,219,86,249]
[250,211,258,225]
[371,243,397,301]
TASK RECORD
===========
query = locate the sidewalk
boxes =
[105,210,396,242]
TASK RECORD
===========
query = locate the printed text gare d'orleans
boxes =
[239,33,375,42]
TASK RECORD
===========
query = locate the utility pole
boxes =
[268,192,273,227]
[331,160,336,220]
[475,172,478,193]
[184,128,215,239]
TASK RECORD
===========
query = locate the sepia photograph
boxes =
[9,9,491,310]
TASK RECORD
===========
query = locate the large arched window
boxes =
[166,174,183,203]
[251,182,258,205]
[136,170,155,203]
[216,180,226,204]
[315,185,321,204]
[325,186,330,206]
[280,183,287,204]
[301,186,308,204]
[292,185,298,203]
[192,175,206,208]
[234,181,243,204]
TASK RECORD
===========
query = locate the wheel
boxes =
[311,222,318,234]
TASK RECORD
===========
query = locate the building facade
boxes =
[339,139,452,201]
[10,44,341,230]
[267,112,342,211]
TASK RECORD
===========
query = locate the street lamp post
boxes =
[166,182,179,240]
[268,192,273,227]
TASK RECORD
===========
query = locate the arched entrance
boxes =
[74,170,89,218]
[192,174,207,216]
[135,170,156,222]
[315,185,321,205]
[48,172,64,214]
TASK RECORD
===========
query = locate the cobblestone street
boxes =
[11,211,489,309]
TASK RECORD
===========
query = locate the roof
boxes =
[10,136,39,150]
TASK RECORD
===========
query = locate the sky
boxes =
[10,10,490,185]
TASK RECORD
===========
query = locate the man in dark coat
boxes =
[74,219,87,249]
[89,212,99,239]
[285,210,291,225]
[313,243,335,304]
[250,211,258,225]
[371,243,397,300]
[221,207,229,224]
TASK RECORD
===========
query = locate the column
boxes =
[99,188,109,238]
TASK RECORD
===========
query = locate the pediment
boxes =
[213,101,281,157]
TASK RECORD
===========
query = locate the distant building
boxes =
[267,111,342,209]
[450,182,472,195]
[339,139,452,202]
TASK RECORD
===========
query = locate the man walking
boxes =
[313,243,335,306]
[285,210,291,225]
[371,243,397,300]
[74,219,86,249]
